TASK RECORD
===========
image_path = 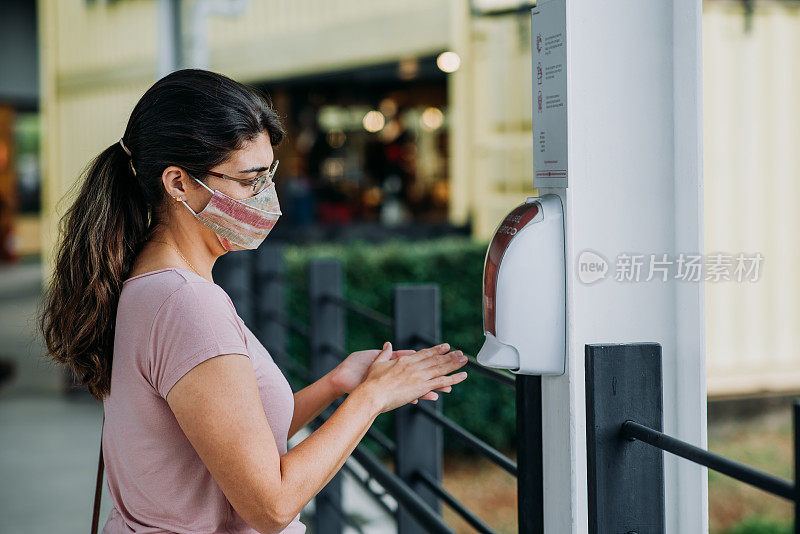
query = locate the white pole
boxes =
[157,0,182,77]
[535,0,707,531]
[189,0,248,69]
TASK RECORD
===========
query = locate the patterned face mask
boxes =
[181,176,281,251]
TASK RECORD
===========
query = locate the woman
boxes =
[38,69,468,533]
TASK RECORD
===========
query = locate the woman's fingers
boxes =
[431,371,468,389]
[415,383,454,403]
[398,343,459,367]
[407,343,451,362]
[366,341,465,411]
[419,350,465,371]
[373,341,394,363]
[388,349,416,361]
[422,353,468,380]
[410,348,464,400]
[408,391,439,405]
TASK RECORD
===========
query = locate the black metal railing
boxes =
[214,245,545,534]
[585,343,799,533]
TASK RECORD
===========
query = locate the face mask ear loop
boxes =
[180,199,198,217]
[193,176,215,194]
[180,176,214,217]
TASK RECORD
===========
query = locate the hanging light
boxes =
[362,110,386,133]
[420,107,444,131]
[436,51,461,73]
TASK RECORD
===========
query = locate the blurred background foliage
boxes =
[719,516,793,534]
[281,236,518,455]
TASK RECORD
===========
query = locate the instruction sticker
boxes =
[532,0,568,188]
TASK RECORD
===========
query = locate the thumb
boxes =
[374,341,393,363]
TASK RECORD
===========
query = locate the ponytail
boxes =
[38,141,151,400]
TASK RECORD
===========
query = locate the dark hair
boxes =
[37,68,285,401]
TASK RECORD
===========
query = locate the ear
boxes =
[162,166,192,201]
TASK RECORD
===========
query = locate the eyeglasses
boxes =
[194,159,279,195]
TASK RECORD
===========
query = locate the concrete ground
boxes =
[0,259,63,396]
[0,259,395,534]
[0,393,109,533]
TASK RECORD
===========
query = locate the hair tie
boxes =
[118,138,137,175]
[118,138,132,157]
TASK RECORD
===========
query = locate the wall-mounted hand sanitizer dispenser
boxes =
[477,194,566,375]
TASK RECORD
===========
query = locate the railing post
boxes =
[254,244,287,372]
[585,343,665,533]
[309,259,345,534]
[214,250,255,326]
[517,375,544,533]
[393,284,443,534]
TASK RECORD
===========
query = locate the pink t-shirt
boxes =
[102,267,305,534]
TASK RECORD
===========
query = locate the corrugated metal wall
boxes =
[704,1,800,396]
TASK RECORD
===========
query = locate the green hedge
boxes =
[720,517,793,534]
[282,237,517,455]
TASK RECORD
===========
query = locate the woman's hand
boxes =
[327,345,457,403]
[357,341,469,414]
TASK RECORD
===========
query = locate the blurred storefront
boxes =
[0,0,40,261]
[261,57,451,236]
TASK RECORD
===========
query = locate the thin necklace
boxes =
[150,240,202,278]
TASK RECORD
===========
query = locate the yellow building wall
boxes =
[206,0,450,83]
[449,9,538,240]
[38,0,160,280]
[12,214,41,257]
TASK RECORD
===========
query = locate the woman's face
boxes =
[198,131,275,201]
[159,130,277,251]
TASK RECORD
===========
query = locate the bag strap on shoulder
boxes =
[91,413,104,534]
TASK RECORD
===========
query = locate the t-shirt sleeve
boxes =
[148,282,250,399]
